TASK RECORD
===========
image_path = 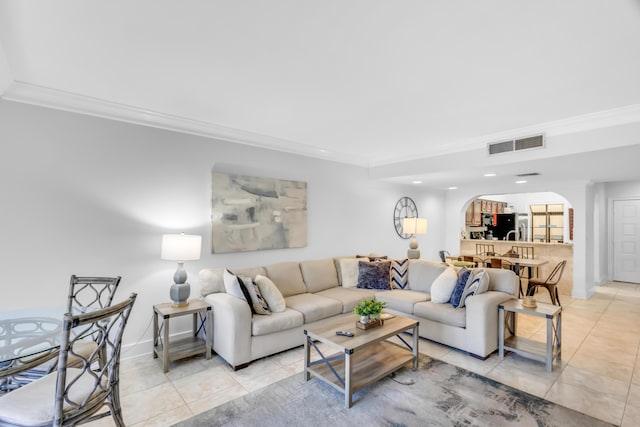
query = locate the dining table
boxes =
[0,307,78,393]
[446,254,549,297]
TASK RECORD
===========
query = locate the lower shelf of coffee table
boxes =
[307,340,415,394]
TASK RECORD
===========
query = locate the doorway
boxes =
[613,199,640,283]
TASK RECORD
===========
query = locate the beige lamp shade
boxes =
[402,217,428,235]
[161,234,202,261]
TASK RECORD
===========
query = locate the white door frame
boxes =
[609,197,640,283]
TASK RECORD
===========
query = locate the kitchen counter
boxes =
[459,239,573,297]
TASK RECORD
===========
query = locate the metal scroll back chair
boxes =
[527,260,567,305]
[0,293,137,427]
[438,250,450,263]
[67,276,122,369]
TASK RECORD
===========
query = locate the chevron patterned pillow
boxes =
[390,258,409,289]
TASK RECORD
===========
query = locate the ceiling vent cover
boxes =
[488,140,514,155]
[515,135,544,151]
[487,134,545,156]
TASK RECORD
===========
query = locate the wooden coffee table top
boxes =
[304,314,418,352]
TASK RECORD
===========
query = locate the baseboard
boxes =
[120,329,196,361]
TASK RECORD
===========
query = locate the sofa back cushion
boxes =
[264,262,307,297]
[300,258,339,293]
[232,266,267,280]
[199,268,226,296]
[485,268,519,295]
[407,260,447,293]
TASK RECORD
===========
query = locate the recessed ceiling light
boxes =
[484,173,497,177]
[412,180,422,184]
[516,180,527,184]
[448,186,458,190]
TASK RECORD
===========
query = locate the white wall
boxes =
[0,100,445,356]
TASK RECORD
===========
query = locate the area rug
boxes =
[173,356,613,427]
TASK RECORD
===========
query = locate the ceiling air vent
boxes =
[515,135,544,151]
[487,134,545,156]
[487,140,514,155]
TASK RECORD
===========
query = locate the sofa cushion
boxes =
[284,293,343,323]
[357,260,392,290]
[390,259,409,289]
[414,301,466,328]
[408,260,447,292]
[374,289,429,314]
[485,268,518,295]
[315,287,376,314]
[199,268,226,296]
[264,262,307,297]
[300,258,339,293]
[430,267,458,304]
[233,266,267,280]
[252,309,304,336]
[255,275,286,313]
[335,257,362,288]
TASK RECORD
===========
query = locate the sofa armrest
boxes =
[203,293,252,369]
[464,291,515,357]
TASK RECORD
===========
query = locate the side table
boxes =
[498,299,561,372]
[153,300,212,373]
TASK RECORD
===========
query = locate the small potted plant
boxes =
[353,299,386,324]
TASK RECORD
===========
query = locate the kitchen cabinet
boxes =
[466,199,508,225]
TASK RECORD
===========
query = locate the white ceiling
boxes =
[1,0,640,190]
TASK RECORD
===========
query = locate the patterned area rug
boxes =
[173,356,613,427]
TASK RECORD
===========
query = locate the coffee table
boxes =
[303,315,419,408]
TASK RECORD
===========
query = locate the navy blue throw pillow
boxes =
[357,260,392,290]
[450,268,472,308]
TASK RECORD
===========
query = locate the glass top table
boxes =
[0,307,67,365]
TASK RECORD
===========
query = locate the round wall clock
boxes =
[394,196,418,239]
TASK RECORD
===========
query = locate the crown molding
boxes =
[367,104,640,167]
[3,81,638,170]
[1,81,367,165]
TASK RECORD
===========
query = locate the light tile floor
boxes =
[90,281,640,427]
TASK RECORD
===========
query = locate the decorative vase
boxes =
[360,315,370,324]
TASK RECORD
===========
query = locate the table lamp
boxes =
[161,233,202,307]
[402,217,428,259]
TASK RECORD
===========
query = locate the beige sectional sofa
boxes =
[199,258,518,370]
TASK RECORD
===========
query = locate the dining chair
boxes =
[511,245,534,259]
[438,250,450,263]
[475,243,495,256]
[526,260,567,305]
[3,276,123,391]
[67,276,122,368]
[0,293,137,426]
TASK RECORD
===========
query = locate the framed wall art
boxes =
[211,172,307,253]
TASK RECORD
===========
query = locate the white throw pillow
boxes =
[223,269,247,302]
[430,267,459,304]
[255,275,286,313]
[338,258,361,288]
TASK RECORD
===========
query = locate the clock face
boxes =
[394,197,419,239]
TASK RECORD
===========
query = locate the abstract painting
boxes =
[211,172,307,253]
